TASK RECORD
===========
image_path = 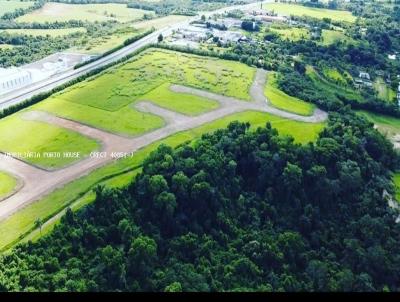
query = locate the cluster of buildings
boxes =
[0,53,93,96]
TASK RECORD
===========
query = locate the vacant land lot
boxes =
[132,15,190,31]
[270,27,309,42]
[319,29,354,46]
[139,83,219,115]
[2,28,87,37]
[17,3,152,23]
[373,77,396,102]
[265,72,314,116]
[0,114,100,169]
[263,3,357,22]
[33,49,255,135]
[0,110,325,250]
[0,172,17,200]
[0,0,34,17]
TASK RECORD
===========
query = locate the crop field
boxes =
[0,171,17,200]
[132,15,190,31]
[32,49,255,135]
[319,29,354,46]
[2,28,87,37]
[0,0,34,17]
[265,72,314,116]
[16,3,153,23]
[0,114,100,169]
[270,27,309,42]
[263,3,357,22]
[0,109,325,250]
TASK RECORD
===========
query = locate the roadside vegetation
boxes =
[0,172,17,200]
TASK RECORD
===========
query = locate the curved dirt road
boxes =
[0,69,328,222]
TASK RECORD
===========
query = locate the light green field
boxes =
[357,110,400,141]
[0,172,17,200]
[319,29,354,46]
[0,0,34,17]
[263,3,356,22]
[2,28,86,37]
[0,44,14,50]
[270,27,309,42]
[138,83,219,115]
[132,15,190,31]
[265,72,314,116]
[0,110,325,250]
[71,28,142,55]
[33,48,255,135]
[0,114,100,169]
[17,3,153,23]
[322,67,351,85]
[393,173,400,202]
[373,77,396,102]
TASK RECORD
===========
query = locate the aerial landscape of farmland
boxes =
[0,0,400,294]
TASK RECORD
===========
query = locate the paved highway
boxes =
[0,1,268,111]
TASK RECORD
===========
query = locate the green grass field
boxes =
[2,28,86,37]
[319,29,354,46]
[0,44,14,50]
[322,67,351,86]
[132,15,190,31]
[0,114,100,169]
[0,0,34,18]
[357,110,400,142]
[263,3,356,22]
[373,77,396,102]
[16,3,153,23]
[138,83,220,115]
[0,110,325,250]
[393,173,400,202]
[32,48,255,135]
[270,27,309,42]
[265,72,314,116]
[0,172,17,200]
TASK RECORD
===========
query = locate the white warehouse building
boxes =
[0,67,33,95]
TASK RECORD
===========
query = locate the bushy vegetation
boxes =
[0,109,398,292]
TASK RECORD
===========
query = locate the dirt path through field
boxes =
[0,69,328,221]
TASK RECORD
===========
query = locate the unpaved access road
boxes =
[0,69,327,222]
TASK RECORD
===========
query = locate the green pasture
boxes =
[0,0,34,18]
[0,114,100,169]
[1,28,86,37]
[0,172,17,200]
[265,72,315,116]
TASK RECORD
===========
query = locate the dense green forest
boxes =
[0,108,399,292]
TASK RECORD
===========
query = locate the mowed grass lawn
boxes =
[2,28,87,37]
[16,3,152,23]
[265,72,314,116]
[0,0,34,17]
[0,114,100,169]
[0,110,325,250]
[263,3,356,22]
[33,48,255,136]
[139,83,219,115]
[0,172,17,200]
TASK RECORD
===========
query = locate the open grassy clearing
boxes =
[319,29,354,46]
[138,83,220,115]
[0,110,325,250]
[0,0,34,17]
[0,172,17,200]
[132,15,190,31]
[70,27,143,55]
[263,3,356,23]
[16,3,153,23]
[307,65,363,103]
[373,77,396,102]
[393,173,400,202]
[265,72,314,116]
[321,67,351,85]
[270,27,309,42]
[0,44,14,50]
[1,28,87,37]
[357,110,400,141]
[0,114,100,169]
[32,48,255,135]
